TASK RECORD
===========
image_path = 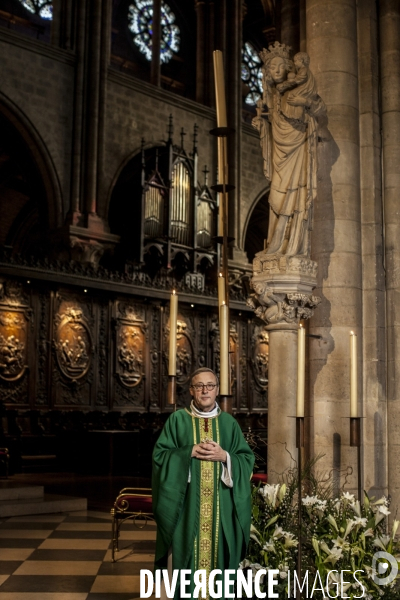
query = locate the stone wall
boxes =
[0,29,75,217]
[0,29,266,249]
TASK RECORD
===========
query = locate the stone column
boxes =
[280,0,300,54]
[358,0,387,499]
[151,0,161,87]
[59,0,119,263]
[249,254,320,483]
[267,329,298,480]
[85,0,102,216]
[307,0,362,495]
[226,0,242,249]
[69,0,87,218]
[299,0,306,52]
[195,0,206,104]
[380,0,400,512]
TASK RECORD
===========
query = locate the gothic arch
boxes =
[105,140,166,222]
[243,186,270,263]
[0,92,64,236]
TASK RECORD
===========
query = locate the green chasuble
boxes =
[152,408,254,595]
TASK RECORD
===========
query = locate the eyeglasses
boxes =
[190,383,217,392]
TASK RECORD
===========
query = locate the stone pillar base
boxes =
[248,251,320,480]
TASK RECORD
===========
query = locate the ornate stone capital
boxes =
[247,287,320,329]
[253,252,318,281]
[248,251,320,328]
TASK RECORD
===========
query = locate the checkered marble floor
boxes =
[0,510,156,600]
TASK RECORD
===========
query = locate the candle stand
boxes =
[210,126,235,414]
[167,375,177,409]
[296,417,304,598]
[210,126,235,312]
[350,417,362,502]
[219,395,233,414]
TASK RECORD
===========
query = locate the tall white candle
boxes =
[213,51,228,128]
[297,324,305,418]
[168,290,178,376]
[350,331,358,417]
[219,302,229,395]
[218,273,226,308]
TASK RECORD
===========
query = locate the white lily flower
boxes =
[280,571,288,579]
[332,536,350,551]
[392,519,400,538]
[239,559,251,569]
[302,495,320,506]
[250,524,261,544]
[342,491,355,501]
[377,504,390,516]
[327,514,339,531]
[259,484,280,507]
[263,539,276,553]
[324,546,343,565]
[344,518,355,539]
[373,535,391,550]
[320,541,331,555]
[350,500,361,517]
[364,527,374,537]
[352,517,367,527]
[283,532,298,548]
[273,525,284,539]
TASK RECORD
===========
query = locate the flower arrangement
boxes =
[243,470,400,599]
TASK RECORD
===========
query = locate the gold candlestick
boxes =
[213,51,227,128]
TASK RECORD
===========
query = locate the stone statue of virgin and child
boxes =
[252,42,326,258]
[249,43,326,326]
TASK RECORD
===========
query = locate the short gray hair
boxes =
[190,367,219,387]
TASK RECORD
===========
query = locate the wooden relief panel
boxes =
[52,293,94,406]
[112,302,147,408]
[0,280,31,404]
[35,293,50,406]
[239,320,249,411]
[163,308,196,409]
[250,323,269,410]
[209,315,238,406]
[96,301,109,407]
[150,304,161,410]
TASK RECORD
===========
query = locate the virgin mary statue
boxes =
[252,42,326,258]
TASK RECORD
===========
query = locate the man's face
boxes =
[190,371,219,412]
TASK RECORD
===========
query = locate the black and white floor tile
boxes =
[0,510,156,600]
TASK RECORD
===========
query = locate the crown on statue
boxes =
[259,41,292,65]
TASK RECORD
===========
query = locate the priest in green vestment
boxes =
[152,367,255,597]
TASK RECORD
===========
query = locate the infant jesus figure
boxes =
[276,52,317,121]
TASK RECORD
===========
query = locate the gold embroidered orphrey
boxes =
[192,415,220,600]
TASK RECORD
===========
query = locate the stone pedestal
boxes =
[52,214,120,265]
[380,0,400,514]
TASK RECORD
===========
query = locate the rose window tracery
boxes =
[128,0,180,64]
[19,0,53,19]
[242,42,263,106]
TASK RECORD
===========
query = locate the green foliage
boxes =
[243,463,400,599]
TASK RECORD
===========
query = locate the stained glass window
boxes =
[242,42,263,106]
[19,0,53,20]
[128,1,180,64]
